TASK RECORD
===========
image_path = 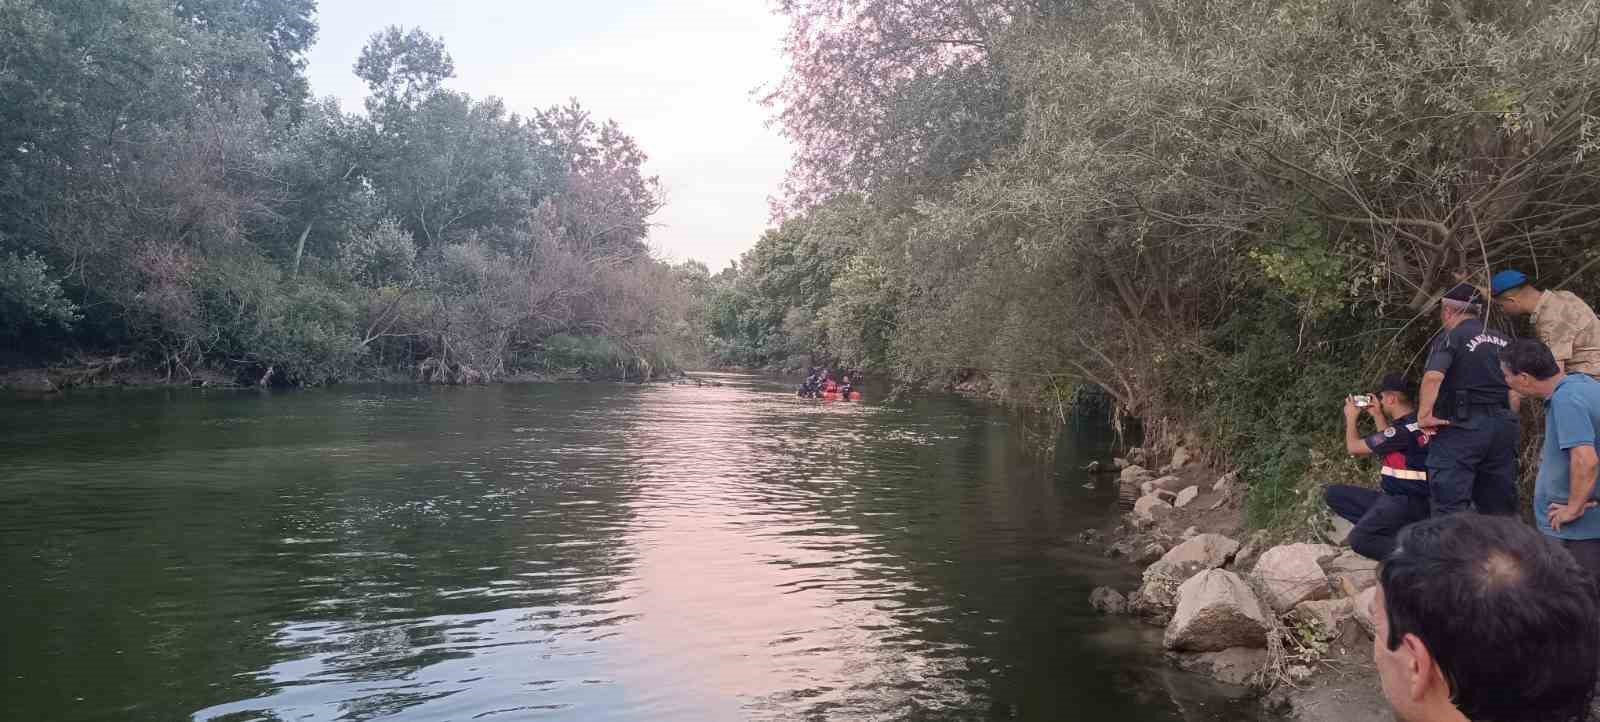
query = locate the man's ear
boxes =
[1401,633,1444,702]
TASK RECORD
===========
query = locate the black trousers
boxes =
[1427,408,1520,516]
[1561,538,1600,593]
[1326,485,1432,561]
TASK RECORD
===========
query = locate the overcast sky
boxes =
[303,0,793,272]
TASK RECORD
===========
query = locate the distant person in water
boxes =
[1324,373,1432,561]
[1373,513,1599,722]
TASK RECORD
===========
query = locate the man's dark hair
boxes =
[1381,514,1599,722]
[1501,337,1562,381]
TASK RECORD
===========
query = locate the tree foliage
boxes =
[1,4,705,384]
[721,0,1600,529]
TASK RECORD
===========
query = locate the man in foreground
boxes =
[1325,373,1431,561]
[1491,269,1600,376]
[1374,514,1599,722]
[1416,283,1519,515]
[1500,338,1600,579]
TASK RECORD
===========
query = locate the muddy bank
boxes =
[1080,446,1393,721]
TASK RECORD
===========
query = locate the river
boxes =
[0,374,1267,721]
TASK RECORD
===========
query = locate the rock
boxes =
[1128,447,1148,466]
[1352,585,1379,637]
[1322,516,1354,546]
[1181,526,1199,540]
[1140,480,1158,496]
[1132,494,1172,523]
[1134,542,1167,566]
[1173,647,1270,687]
[1155,488,1178,503]
[1135,534,1240,617]
[1120,465,1152,484]
[1164,569,1271,652]
[1075,529,1105,545]
[1159,533,1240,570]
[1113,457,1129,470]
[1089,586,1128,614]
[1323,550,1380,592]
[1149,474,1187,492]
[1208,495,1228,511]
[1213,471,1237,494]
[1174,486,1200,508]
[1290,598,1355,637]
[1252,543,1338,613]
[1170,445,1192,469]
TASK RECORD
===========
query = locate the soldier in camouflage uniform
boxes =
[1492,269,1600,376]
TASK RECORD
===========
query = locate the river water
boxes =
[0,374,1266,721]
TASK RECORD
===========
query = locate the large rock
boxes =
[1164,569,1271,652]
[1170,445,1192,469]
[1134,534,1240,616]
[1149,474,1187,492]
[1089,586,1128,614]
[1323,550,1380,593]
[1132,494,1171,524]
[1174,486,1200,508]
[1213,471,1238,494]
[1120,465,1153,484]
[1160,533,1240,569]
[1321,517,1354,546]
[1352,585,1379,637]
[1252,543,1338,613]
[1172,647,1270,687]
[1290,598,1355,637]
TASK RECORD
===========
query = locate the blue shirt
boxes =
[1535,373,1600,540]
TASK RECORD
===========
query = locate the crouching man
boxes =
[1374,514,1599,722]
[1325,373,1432,561]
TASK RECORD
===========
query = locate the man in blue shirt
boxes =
[1500,338,1600,579]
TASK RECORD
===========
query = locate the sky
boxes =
[303,0,794,272]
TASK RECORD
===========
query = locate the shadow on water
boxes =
[0,375,1275,721]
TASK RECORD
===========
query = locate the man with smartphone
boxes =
[1325,373,1432,561]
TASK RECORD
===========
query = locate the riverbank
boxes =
[0,358,701,394]
[1084,445,1393,721]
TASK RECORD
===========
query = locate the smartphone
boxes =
[1349,394,1374,408]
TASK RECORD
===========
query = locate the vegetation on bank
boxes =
[707,0,1600,532]
[1,2,710,386]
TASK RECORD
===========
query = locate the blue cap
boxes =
[1490,269,1529,296]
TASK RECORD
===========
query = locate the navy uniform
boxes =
[1421,284,1520,515]
[1325,409,1432,560]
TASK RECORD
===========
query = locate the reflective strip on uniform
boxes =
[1382,466,1428,481]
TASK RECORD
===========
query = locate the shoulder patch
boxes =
[1383,427,1397,438]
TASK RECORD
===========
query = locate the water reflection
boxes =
[0,378,1267,721]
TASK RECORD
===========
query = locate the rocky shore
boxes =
[1083,447,1394,721]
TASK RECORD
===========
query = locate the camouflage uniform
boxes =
[1532,290,1600,376]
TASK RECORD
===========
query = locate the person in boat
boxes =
[822,372,839,396]
[839,375,854,400]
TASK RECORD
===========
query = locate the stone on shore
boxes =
[1164,569,1270,652]
[1132,494,1171,524]
[1134,542,1167,566]
[1174,485,1200,508]
[1352,585,1379,637]
[1170,446,1192,469]
[1089,586,1128,614]
[1321,517,1354,547]
[1149,474,1187,492]
[1134,534,1240,618]
[1113,457,1129,470]
[1291,598,1355,637]
[1252,543,1338,613]
[1120,465,1153,484]
[1160,533,1239,569]
[1213,471,1237,494]
[1323,550,1380,592]
[1172,647,1270,687]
